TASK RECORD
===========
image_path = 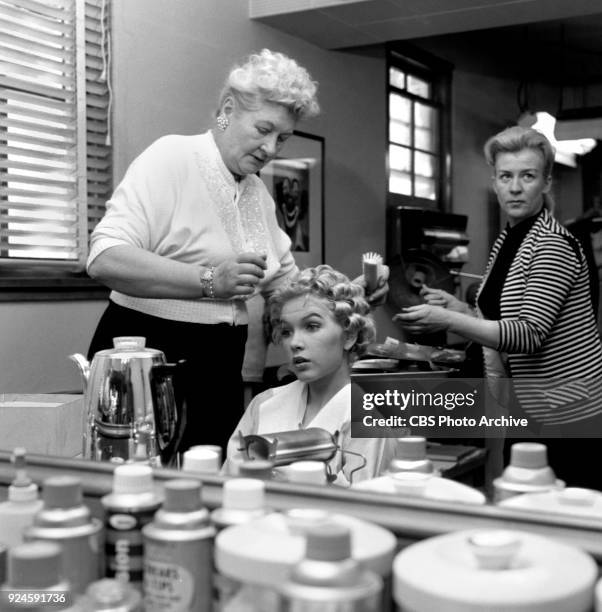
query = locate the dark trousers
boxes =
[88,301,247,454]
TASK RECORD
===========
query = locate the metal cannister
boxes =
[71,336,186,467]
[24,476,103,596]
[143,480,215,612]
[277,524,382,611]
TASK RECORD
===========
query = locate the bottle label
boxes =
[143,537,213,612]
[104,507,157,587]
[144,560,194,610]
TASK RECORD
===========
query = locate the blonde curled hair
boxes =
[268,265,375,362]
[218,49,320,120]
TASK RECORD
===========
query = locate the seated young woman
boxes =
[224,264,395,485]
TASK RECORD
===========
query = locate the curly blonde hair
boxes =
[268,265,375,362]
[218,49,320,120]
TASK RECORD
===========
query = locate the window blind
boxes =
[0,0,111,270]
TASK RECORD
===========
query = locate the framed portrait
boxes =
[260,131,324,268]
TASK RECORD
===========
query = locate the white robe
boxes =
[224,380,395,485]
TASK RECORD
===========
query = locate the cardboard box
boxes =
[0,394,84,457]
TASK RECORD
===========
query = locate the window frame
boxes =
[386,43,453,211]
[0,0,111,301]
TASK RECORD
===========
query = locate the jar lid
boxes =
[163,479,203,512]
[353,475,486,505]
[42,475,83,509]
[395,437,427,460]
[280,461,327,485]
[222,478,265,510]
[238,459,275,479]
[305,524,351,561]
[500,488,602,518]
[215,510,396,585]
[112,464,153,495]
[102,464,162,509]
[182,448,221,473]
[393,529,597,611]
[188,445,223,464]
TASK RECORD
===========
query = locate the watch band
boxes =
[200,266,215,298]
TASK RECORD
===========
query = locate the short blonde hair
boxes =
[218,49,320,120]
[268,265,375,362]
[484,125,556,211]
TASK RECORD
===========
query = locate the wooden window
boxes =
[0,0,111,298]
[387,45,452,211]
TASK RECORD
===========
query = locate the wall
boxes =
[0,301,107,393]
[0,0,388,393]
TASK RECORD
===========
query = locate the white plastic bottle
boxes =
[211,479,270,611]
[0,448,43,548]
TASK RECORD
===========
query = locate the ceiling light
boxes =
[519,111,597,168]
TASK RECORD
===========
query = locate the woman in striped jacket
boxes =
[395,126,602,487]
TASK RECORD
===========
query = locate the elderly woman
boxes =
[395,126,602,488]
[87,49,384,454]
[224,265,395,484]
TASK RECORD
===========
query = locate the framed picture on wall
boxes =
[260,131,324,268]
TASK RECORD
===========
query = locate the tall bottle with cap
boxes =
[277,524,382,611]
[142,479,215,612]
[493,442,565,502]
[0,541,75,611]
[0,448,43,549]
[101,464,162,590]
[23,475,103,596]
[211,478,270,610]
[215,509,396,612]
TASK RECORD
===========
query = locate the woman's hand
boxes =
[393,304,451,334]
[420,284,472,315]
[212,252,267,299]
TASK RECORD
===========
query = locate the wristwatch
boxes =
[199,266,215,298]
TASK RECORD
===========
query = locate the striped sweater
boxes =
[478,208,602,424]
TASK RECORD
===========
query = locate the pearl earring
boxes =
[216,114,229,131]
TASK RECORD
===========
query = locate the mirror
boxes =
[1,390,601,541]
[0,449,601,563]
